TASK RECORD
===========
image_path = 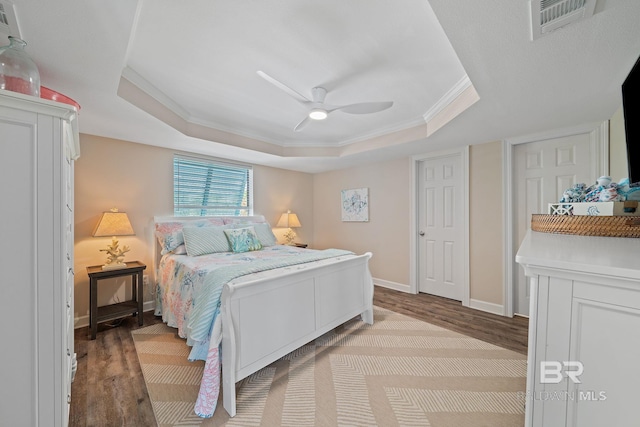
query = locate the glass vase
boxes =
[0,36,41,97]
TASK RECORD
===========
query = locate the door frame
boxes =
[502,121,609,317]
[410,146,470,307]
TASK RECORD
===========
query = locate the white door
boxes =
[418,153,464,301]
[513,134,593,315]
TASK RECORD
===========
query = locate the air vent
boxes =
[530,0,597,40]
[0,0,21,42]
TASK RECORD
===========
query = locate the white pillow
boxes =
[183,226,232,256]
[251,222,278,246]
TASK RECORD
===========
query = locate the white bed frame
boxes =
[152,216,374,417]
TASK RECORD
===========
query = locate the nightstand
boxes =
[87,261,146,339]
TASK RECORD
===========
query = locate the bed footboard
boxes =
[221,252,373,417]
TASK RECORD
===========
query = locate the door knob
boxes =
[419,231,425,236]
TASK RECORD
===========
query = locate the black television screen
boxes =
[622,54,640,185]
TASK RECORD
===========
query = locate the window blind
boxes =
[174,156,253,216]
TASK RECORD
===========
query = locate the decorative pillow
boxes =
[183,225,232,256]
[223,226,263,253]
[172,244,187,255]
[251,222,278,246]
[155,218,225,254]
[223,216,266,225]
[155,222,185,254]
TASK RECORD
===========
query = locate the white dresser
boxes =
[516,230,640,427]
[0,91,80,427]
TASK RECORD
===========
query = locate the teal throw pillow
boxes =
[224,226,263,253]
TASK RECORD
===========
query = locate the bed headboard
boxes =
[150,215,268,277]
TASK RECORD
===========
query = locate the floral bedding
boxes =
[155,244,354,417]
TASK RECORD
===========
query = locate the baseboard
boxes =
[373,277,412,293]
[74,300,157,329]
[143,300,156,314]
[469,298,505,316]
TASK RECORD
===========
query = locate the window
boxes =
[173,155,253,217]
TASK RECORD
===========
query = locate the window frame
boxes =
[173,154,253,217]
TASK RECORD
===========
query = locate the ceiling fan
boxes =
[257,71,394,132]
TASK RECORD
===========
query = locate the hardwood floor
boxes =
[70,312,163,427]
[69,286,528,426]
[373,286,529,355]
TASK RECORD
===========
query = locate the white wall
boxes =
[313,145,506,304]
[469,141,503,305]
[312,158,411,288]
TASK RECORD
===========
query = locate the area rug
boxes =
[132,307,526,426]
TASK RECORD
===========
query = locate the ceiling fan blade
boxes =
[257,71,311,104]
[333,101,394,114]
[293,116,311,132]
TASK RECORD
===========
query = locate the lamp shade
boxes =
[93,209,135,237]
[276,210,301,228]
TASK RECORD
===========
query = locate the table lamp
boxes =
[93,208,135,270]
[276,210,301,245]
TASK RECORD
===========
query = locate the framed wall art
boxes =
[341,187,369,222]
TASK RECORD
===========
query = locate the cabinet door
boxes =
[0,105,43,427]
[567,282,640,427]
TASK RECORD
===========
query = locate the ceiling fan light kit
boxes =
[257,70,393,132]
[309,108,328,120]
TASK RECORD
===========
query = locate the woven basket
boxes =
[531,214,640,238]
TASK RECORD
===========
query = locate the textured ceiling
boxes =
[5,0,640,172]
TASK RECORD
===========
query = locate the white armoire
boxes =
[0,90,80,427]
